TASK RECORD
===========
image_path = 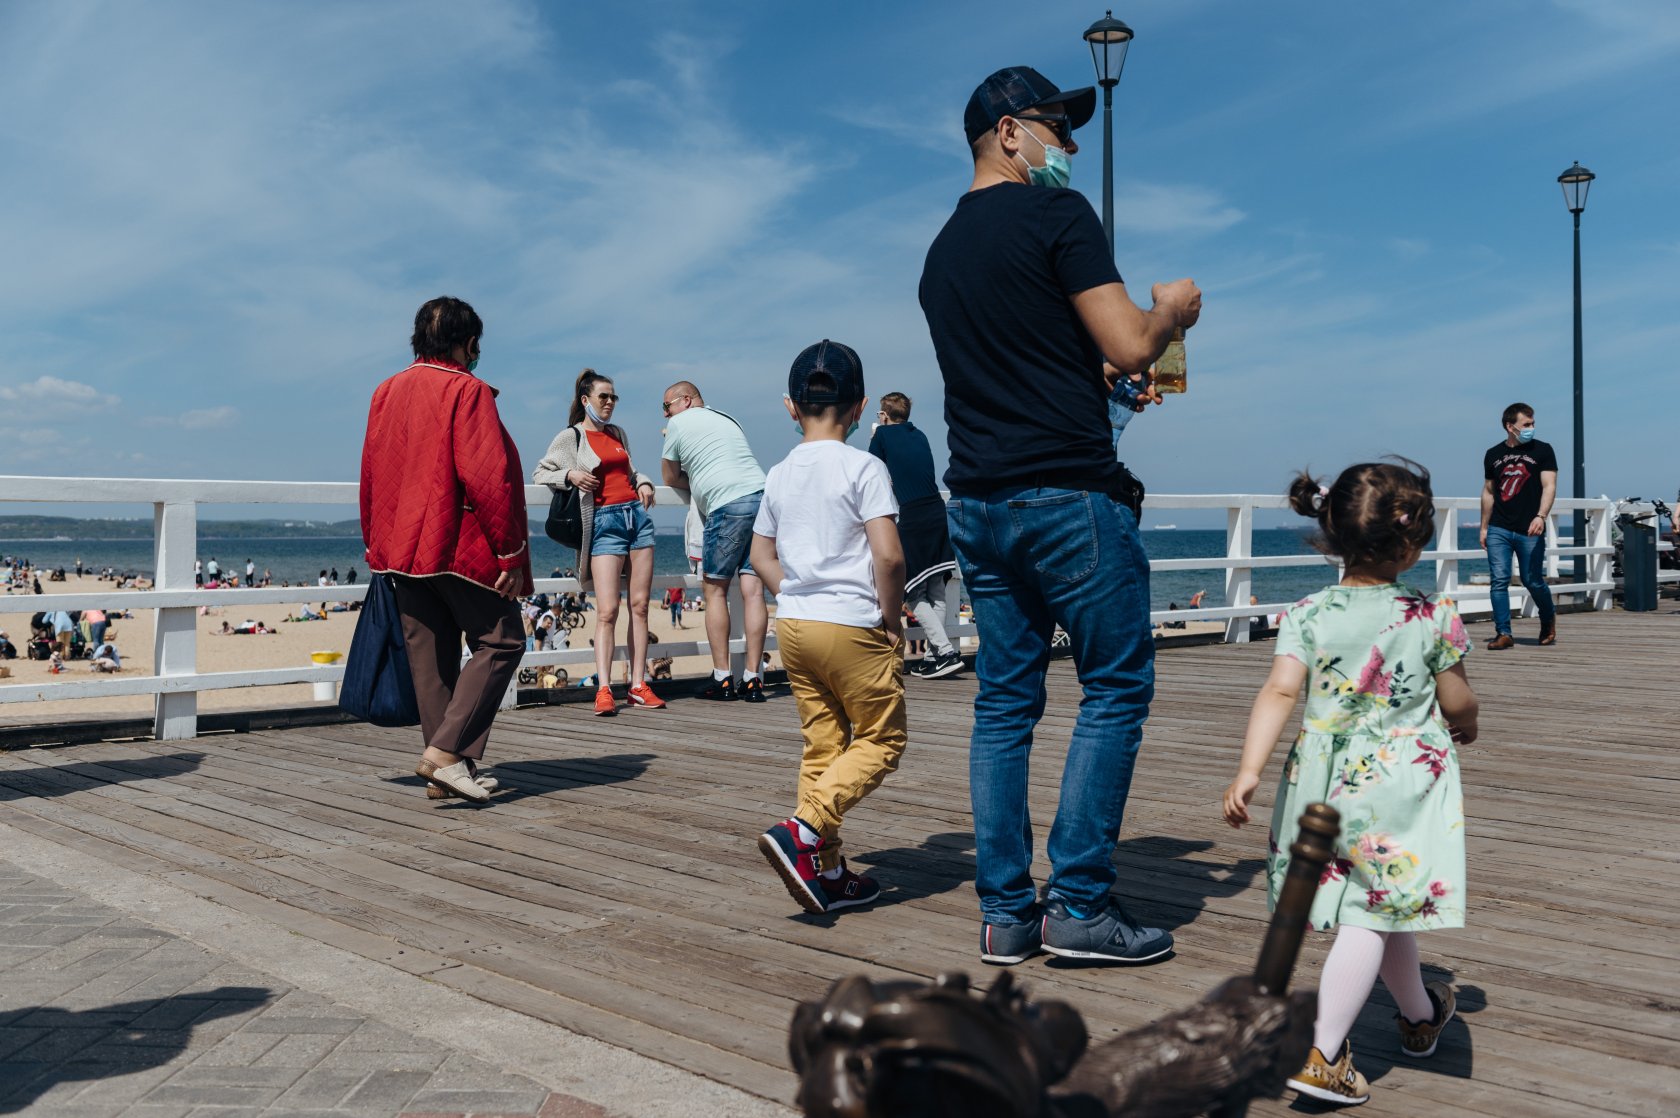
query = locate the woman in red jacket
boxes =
[360,297,532,803]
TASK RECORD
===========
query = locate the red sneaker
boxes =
[627,681,666,709]
[757,819,826,913]
[593,686,617,717]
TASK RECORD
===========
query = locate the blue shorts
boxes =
[702,492,761,580]
[592,500,655,557]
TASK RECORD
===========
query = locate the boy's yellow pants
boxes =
[777,618,909,872]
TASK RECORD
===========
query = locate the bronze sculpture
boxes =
[789,804,1340,1118]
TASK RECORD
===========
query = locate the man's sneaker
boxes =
[1287,1041,1371,1106]
[741,677,767,703]
[1040,898,1173,963]
[701,676,738,701]
[921,651,965,679]
[593,686,617,716]
[757,819,826,913]
[627,681,666,709]
[980,916,1043,965]
[1397,981,1457,1058]
[907,655,936,677]
[814,861,880,912]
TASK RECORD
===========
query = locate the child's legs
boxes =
[1379,930,1434,1023]
[779,619,852,867]
[786,620,908,871]
[1313,925,1387,1055]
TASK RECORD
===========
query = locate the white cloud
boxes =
[178,407,240,430]
[1115,182,1245,236]
[0,375,119,407]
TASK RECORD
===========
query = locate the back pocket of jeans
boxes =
[1008,492,1097,584]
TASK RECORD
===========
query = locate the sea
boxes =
[3,528,1494,612]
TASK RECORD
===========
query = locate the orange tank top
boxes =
[586,429,637,506]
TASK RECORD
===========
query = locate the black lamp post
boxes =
[1557,161,1595,585]
[1083,10,1134,258]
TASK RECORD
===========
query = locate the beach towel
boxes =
[338,574,421,727]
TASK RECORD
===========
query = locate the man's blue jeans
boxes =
[947,486,1154,925]
[1487,524,1556,634]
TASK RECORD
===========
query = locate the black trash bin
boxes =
[1618,515,1659,612]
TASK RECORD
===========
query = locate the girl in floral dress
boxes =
[1222,461,1481,1107]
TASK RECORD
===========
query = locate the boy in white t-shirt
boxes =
[751,339,907,915]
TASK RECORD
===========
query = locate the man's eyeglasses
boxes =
[661,394,690,415]
[1014,113,1071,146]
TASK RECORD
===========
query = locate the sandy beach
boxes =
[1,575,1224,730]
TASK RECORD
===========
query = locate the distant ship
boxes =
[1152,524,1178,530]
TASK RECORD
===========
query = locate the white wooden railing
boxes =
[0,477,1619,740]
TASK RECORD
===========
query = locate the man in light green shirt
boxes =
[661,381,770,702]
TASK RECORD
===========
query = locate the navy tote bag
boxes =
[338,573,422,727]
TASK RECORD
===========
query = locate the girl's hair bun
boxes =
[1288,472,1328,519]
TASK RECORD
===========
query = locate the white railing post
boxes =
[1589,501,1614,611]
[1433,504,1460,600]
[1545,513,1561,583]
[1223,501,1254,644]
[152,500,198,740]
[943,570,965,653]
[727,579,747,680]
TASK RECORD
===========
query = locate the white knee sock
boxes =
[1313,925,1387,1055]
[1379,931,1435,1023]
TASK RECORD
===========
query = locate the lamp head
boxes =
[1557,161,1595,215]
[1083,10,1134,88]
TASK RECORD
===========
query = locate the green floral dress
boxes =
[1267,582,1471,932]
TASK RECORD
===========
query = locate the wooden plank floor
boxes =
[3,607,1677,1116]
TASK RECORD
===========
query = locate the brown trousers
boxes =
[392,574,525,760]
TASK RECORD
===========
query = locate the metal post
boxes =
[1571,208,1585,586]
[1101,81,1115,257]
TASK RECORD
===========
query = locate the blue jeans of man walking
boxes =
[1486,524,1555,635]
[947,487,1154,925]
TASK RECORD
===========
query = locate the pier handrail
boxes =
[0,476,1619,740]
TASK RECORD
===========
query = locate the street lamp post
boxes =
[1557,161,1595,586]
[1083,10,1134,258]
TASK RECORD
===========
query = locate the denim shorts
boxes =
[592,499,655,557]
[702,492,761,580]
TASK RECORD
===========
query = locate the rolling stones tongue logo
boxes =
[1498,462,1532,503]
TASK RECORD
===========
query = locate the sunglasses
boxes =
[592,392,619,403]
[1015,113,1072,146]
[661,395,691,415]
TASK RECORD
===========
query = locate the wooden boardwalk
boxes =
[3,607,1677,1116]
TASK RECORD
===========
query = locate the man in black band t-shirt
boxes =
[1480,401,1558,649]
[919,65,1200,968]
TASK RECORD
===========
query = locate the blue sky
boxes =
[1,0,1675,526]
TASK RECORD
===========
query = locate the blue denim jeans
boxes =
[947,486,1154,925]
[1486,524,1555,633]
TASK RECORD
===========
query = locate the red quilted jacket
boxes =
[360,360,534,596]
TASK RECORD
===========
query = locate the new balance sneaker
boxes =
[627,681,666,709]
[1397,981,1456,1058]
[757,819,826,913]
[593,686,617,716]
[701,676,738,701]
[1287,1041,1370,1106]
[980,916,1043,966]
[921,651,965,679]
[741,677,767,703]
[814,861,880,912]
[1040,898,1173,963]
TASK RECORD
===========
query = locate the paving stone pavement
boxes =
[0,861,609,1118]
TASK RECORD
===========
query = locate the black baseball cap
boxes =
[963,66,1096,145]
[788,339,864,407]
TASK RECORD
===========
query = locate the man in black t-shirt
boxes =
[1480,401,1558,649]
[919,65,1200,968]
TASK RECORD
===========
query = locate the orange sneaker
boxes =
[628,681,666,709]
[594,686,617,717]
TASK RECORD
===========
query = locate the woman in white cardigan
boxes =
[533,369,661,714]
